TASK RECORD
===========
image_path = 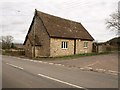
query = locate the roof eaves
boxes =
[50,36,94,41]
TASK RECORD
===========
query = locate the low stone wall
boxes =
[2,49,25,56]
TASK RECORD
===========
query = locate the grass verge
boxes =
[34,51,112,61]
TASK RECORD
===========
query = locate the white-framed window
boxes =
[61,41,68,49]
[84,42,88,48]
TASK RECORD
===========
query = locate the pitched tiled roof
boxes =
[23,10,94,45]
[37,10,94,40]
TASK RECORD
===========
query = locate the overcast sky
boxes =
[0,0,119,43]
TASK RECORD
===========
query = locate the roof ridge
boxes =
[36,10,82,25]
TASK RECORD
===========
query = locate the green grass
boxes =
[34,51,112,61]
[54,52,111,58]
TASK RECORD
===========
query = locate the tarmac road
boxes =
[2,55,118,89]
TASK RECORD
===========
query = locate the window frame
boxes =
[61,41,68,49]
[84,42,88,48]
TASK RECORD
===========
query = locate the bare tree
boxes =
[0,35,13,49]
[105,11,120,34]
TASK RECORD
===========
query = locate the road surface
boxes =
[2,55,118,89]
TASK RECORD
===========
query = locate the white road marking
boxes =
[80,68,84,70]
[38,61,42,63]
[43,62,47,64]
[55,64,62,66]
[23,59,30,61]
[6,56,64,67]
[97,69,105,72]
[30,60,34,62]
[108,70,118,73]
[38,73,85,89]
[33,60,38,62]
[17,58,21,60]
[6,63,24,70]
[49,63,54,65]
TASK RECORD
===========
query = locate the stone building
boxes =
[93,37,119,53]
[23,10,94,58]
[93,42,108,53]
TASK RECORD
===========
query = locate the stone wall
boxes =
[76,39,93,54]
[50,38,74,57]
[33,16,50,57]
[50,38,93,57]
[24,39,33,58]
[24,15,50,58]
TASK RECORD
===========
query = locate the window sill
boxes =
[62,48,68,50]
[84,47,88,49]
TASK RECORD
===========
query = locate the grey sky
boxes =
[0,0,119,43]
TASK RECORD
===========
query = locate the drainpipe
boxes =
[74,39,76,54]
